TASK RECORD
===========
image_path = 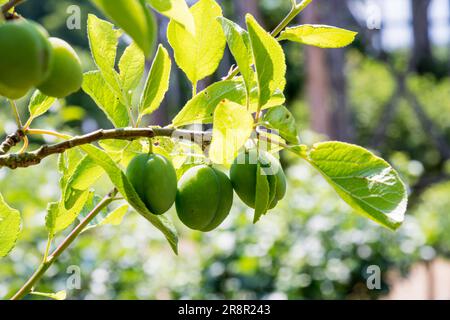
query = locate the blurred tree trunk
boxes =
[425,260,436,300]
[302,1,354,141]
[234,0,263,26]
[410,0,433,73]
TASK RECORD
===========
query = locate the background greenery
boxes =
[0,0,449,299]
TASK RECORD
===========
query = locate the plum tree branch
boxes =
[1,0,24,14]
[10,189,118,300]
[0,129,24,155]
[224,0,312,80]
[0,127,212,169]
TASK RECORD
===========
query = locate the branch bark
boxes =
[1,0,24,14]
[10,190,117,300]
[0,129,24,155]
[0,127,212,169]
[404,89,450,159]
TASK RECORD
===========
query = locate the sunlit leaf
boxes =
[91,0,157,56]
[263,106,299,144]
[99,139,144,167]
[305,142,408,230]
[139,45,172,117]
[172,79,284,127]
[30,290,67,300]
[82,71,130,127]
[63,155,105,209]
[0,193,21,258]
[246,14,286,108]
[82,204,129,233]
[119,42,145,99]
[28,90,56,122]
[209,100,254,165]
[167,0,226,86]
[146,0,195,35]
[46,190,91,237]
[87,14,122,96]
[218,17,254,97]
[278,24,357,48]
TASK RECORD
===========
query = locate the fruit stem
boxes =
[192,82,197,97]
[26,128,72,140]
[1,0,25,15]
[8,99,22,129]
[18,135,28,153]
[148,137,153,154]
[224,0,311,81]
[10,189,118,300]
[271,0,312,38]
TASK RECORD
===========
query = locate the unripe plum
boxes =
[37,38,83,98]
[0,20,53,95]
[126,153,178,215]
[176,165,233,232]
[230,150,286,209]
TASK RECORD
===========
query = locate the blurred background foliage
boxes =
[1,0,450,299]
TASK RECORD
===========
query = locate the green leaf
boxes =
[172,80,245,127]
[119,42,145,98]
[83,204,129,233]
[254,162,270,223]
[249,87,285,114]
[139,44,172,117]
[246,14,286,108]
[58,149,85,193]
[305,142,408,230]
[171,79,285,127]
[146,0,195,35]
[258,130,287,154]
[30,290,67,300]
[87,14,122,96]
[99,139,144,166]
[82,71,130,127]
[0,193,21,258]
[263,106,299,144]
[28,90,56,122]
[287,144,308,158]
[99,204,128,226]
[278,24,357,48]
[218,17,254,96]
[63,155,105,209]
[209,100,254,165]
[66,156,104,191]
[91,0,156,56]
[167,0,226,85]
[46,191,91,237]
[81,144,179,253]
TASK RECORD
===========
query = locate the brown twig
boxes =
[10,189,118,300]
[1,0,24,14]
[404,88,450,159]
[0,127,212,169]
[0,129,24,155]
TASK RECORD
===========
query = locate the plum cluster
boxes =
[0,19,83,99]
[126,150,287,232]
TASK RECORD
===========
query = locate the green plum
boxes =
[37,38,83,98]
[176,165,233,232]
[126,153,178,215]
[230,150,287,209]
[0,19,53,96]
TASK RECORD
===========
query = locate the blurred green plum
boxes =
[37,38,83,98]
